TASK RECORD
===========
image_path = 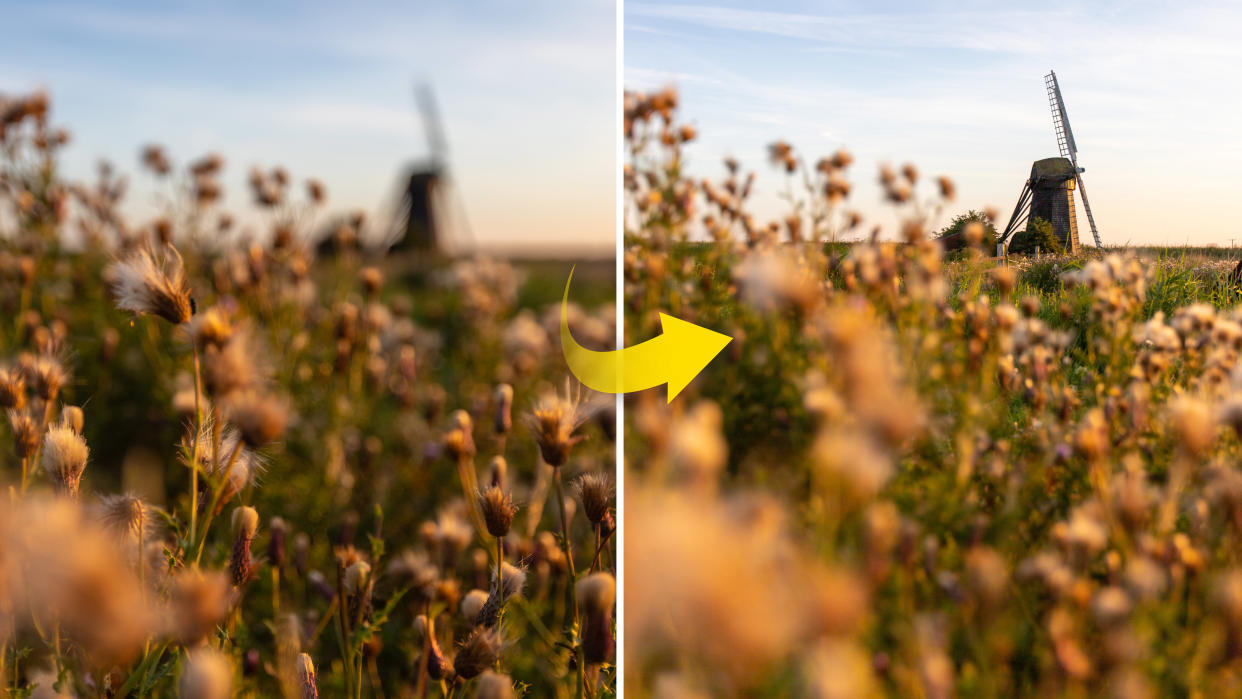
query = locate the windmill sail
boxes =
[1045,71,1101,247]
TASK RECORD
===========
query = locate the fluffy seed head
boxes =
[461,589,489,622]
[178,647,233,699]
[475,563,528,627]
[577,572,616,616]
[232,506,259,539]
[97,494,150,541]
[109,245,193,324]
[578,572,616,664]
[60,405,83,433]
[224,391,289,448]
[202,327,262,398]
[476,671,515,699]
[42,424,89,496]
[169,568,235,646]
[344,561,372,599]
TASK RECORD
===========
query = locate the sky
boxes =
[626,1,1242,247]
[0,0,616,254]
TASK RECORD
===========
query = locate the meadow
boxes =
[623,88,1242,697]
[0,92,615,698]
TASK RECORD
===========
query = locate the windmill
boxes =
[998,70,1101,252]
[384,83,473,255]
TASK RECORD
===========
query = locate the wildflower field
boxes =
[0,93,616,698]
[623,90,1242,697]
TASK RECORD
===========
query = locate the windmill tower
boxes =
[999,71,1101,252]
[386,83,472,255]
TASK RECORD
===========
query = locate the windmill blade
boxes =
[1044,71,1078,163]
[1074,173,1102,247]
[416,83,449,164]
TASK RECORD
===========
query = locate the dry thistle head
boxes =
[141,143,172,175]
[192,425,264,510]
[306,178,326,204]
[443,409,476,461]
[108,244,193,324]
[475,562,528,627]
[224,391,289,448]
[190,306,234,350]
[573,472,613,525]
[42,424,89,496]
[202,326,262,398]
[9,410,40,460]
[269,516,288,568]
[478,485,518,538]
[178,647,233,699]
[360,266,383,297]
[296,653,318,699]
[528,387,586,468]
[21,354,67,402]
[454,627,503,680]
[487,455,508,490]
[0,365,25,409]
[494,383,513,435]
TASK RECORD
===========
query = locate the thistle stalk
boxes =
[189,341,203,545]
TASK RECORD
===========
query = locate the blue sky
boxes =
[626,1,1242,246]
[0,1,616,252]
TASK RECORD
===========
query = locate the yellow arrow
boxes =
[561,267,732,402]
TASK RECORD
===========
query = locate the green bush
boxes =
[1008,217,1062,255]
[936,210,997,249]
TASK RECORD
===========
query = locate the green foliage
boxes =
[1008,217,1062,255]
[936,209,998,248]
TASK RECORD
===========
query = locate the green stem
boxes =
[194,438,242,564]
[553,468,579,622]
[496,536,504,669]
[336,562,356,699]
[189,342,203,545]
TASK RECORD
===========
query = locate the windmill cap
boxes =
[1030,157,1076,185]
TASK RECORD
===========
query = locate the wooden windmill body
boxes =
[387,84,471,256]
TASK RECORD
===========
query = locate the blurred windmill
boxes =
[384,83,473,255]
[998,70,1102,253]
